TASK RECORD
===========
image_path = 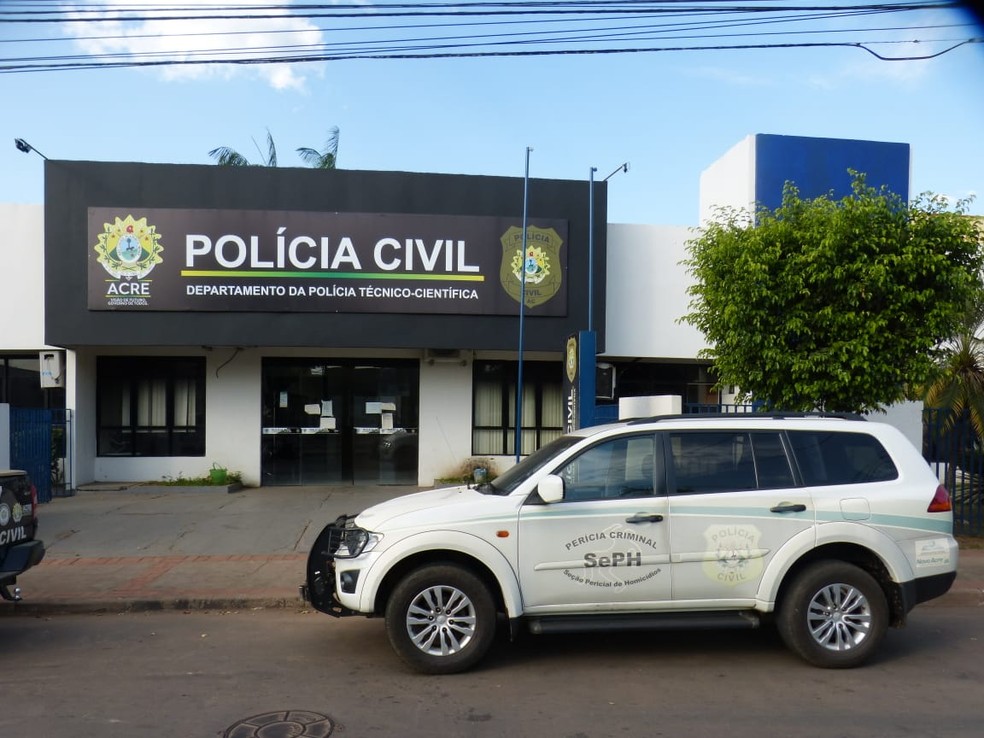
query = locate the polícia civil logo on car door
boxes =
[702,524,764,586]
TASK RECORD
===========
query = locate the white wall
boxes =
[0,204,45,350]
[70,350,94,486]
[603,223,709,360]
[698,135,756,224]
[419,359,473,484]
[204,348,262,485]
[867,401,924,453]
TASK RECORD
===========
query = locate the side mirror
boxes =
[537,474,564,504]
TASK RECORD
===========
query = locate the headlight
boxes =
[333,527,383,558]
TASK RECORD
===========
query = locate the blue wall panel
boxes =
[754,134,910,212]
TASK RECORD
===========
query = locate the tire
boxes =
[777,560,888,669]
[384,564,497,675]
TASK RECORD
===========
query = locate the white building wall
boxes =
[419,359,473,484]
[70,351,95,486]
[204,349,262,486]
[698,134,757,223]
[603,223,709,360]
[0,204,45,349]
[868,401,924,454]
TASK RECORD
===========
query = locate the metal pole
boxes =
[588,162,628,336]
[588,166,597,334]
[516,146,532,462]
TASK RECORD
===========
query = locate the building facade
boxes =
[1,134,912,489]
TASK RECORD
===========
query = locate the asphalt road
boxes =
[3,606,982,738]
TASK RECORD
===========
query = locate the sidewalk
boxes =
[3,484,414,615]
[2,484,982,615]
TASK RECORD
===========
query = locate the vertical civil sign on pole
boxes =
[563,330,597,432]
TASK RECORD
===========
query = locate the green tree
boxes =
[208,127,339,169]
[683,174,983,413]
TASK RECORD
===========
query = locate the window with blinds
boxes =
[472,360,562,456]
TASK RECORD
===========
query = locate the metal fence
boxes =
[9,408,72,503]
[592,401,755,424]
[923,408,983,537]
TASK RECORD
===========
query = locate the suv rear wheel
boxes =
[385,563,496,674]
[777,560,888,668]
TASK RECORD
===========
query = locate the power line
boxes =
[0,1,975,73]
[0,1,963,23]
[3,38,979,74]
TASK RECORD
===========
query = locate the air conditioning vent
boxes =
[424,349,466,365]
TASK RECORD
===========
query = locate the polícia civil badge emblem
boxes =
[566,336,578,383]
[94,215,163,280]
[702,524,763,587]
[499,226,564,308]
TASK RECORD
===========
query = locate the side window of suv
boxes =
[787,431,898,485]
[555,434,657,501]
[667,431,795,493]
[751,432,796,489]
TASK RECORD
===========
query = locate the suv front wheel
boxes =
[777,560,889,668]
[385,563,497,674]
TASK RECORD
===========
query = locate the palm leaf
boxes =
[263,129,277,167]
[925,291,984,439]
[208,146,252,167]
[297,126,339,169]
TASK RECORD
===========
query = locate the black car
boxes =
[0,470,45,602]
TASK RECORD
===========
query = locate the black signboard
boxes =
[87,207,568,316]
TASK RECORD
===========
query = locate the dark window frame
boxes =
[471,360,563,456]
[552,432,659,502]
[663,428,898,494]
[787,430,898,486]
[96,356,206,457]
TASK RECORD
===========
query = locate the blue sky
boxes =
[3,1,983,225]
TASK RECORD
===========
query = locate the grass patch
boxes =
[435,457,497,485]
[158,471,242,486]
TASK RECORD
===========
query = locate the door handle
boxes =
[770,503,807,513]
[626,513,664,524]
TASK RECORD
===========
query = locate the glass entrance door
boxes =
[261,359,419,485]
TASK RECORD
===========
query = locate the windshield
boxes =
[489,435,583,494]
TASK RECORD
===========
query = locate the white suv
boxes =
[302,413,957,673]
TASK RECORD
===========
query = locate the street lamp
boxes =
[587,162,628,333]
[14,138,48,160]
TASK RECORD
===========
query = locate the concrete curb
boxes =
[4,583,980,618]
[0,596,305,617]
[75,483,244,494]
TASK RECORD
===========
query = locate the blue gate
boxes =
[9,408,71,503]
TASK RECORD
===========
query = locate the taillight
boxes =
[30,482,39,520]
[927,484,952,513]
